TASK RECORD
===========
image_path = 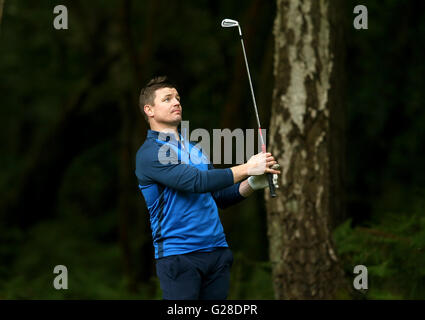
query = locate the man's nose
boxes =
[172,97,180,105]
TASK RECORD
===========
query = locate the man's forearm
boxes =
[239,179,254,198]
[230,163,249,184]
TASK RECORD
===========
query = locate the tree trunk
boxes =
[117,0,157,291]
[266,0,349,299]
[0,0,5,29]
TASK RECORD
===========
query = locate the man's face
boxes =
[146,87,182,127]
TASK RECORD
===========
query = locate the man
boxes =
[135,76,280,300]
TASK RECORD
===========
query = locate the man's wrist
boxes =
[230,163,250,184]
[242,163,250,177]
[239,179,254,197]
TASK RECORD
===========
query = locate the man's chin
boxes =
[158,116,182,128]
[169,118,182,126]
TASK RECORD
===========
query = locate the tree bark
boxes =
[267,0,348,299]
[117,0,157,291]
[0,0,5,30]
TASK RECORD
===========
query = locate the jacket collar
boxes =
[147,129,186,146]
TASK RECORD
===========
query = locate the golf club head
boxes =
[221,19,239,28]
[221,18,242,36]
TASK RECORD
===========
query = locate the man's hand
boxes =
[247,164,281,190]
[246,152,280,175]
[230,152,281,184]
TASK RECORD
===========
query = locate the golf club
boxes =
[221,18,277,198]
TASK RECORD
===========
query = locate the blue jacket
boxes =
[135,129,246,259]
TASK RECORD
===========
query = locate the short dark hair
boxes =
[139,76,177,123]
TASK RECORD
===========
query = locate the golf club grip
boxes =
[267,173,276,198]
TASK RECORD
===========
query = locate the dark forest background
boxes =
[1,0,424,299]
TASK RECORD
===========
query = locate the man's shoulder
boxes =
[136,138,161,162]
[136,140,162,178]
[135,138,162,183]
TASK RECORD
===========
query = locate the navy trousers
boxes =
[155,247,234,300]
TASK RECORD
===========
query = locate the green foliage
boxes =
[333,202,425,300]
[228,251,274,300]
[1,0,425,300]
[0,214,159,299]
[0,213,272,299]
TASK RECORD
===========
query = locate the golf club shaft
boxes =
[240,38,262,135]
[239,37,276,198]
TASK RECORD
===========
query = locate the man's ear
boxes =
[144,104,154,118]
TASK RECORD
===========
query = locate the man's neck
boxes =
[150,124,180,141]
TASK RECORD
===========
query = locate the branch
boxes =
[356,227,411,244]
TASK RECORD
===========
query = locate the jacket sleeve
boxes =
[208,163,246,209]
[136,143,234,193]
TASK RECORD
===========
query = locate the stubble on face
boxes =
[151,87,182,128]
